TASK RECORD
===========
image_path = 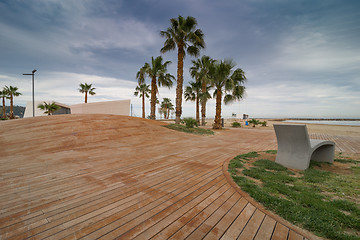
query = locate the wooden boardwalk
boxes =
[1,115,358,239]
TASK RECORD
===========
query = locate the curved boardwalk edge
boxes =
[222,158,323,240]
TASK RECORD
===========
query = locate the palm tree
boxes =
[159,98,174,119]
[37,102,60,115]
[136,56,174,120]
[160,15,205,124]
[0,88,9,119]
[134,83,151,118]
[190,55,215,126]
[208,60,247,129]
[184,81,202,124]
[79,83,95,103]
[4,86,21,119]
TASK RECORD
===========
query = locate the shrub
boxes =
[182,117,198,128]
[232,122,241,128]
[248,119,260,127]
[261,121,267,127]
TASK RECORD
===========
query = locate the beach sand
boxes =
[199,118,360,137]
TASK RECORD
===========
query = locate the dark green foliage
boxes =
[265,150,277,154]
[164,124,214,135]
[261,121,267,126]
[228,151,360,240]
[228,159,243,175]
[237,151,259,159]
[301,168,332,183]
[231,122,241,128]
[248,119,260,127]
[335,158,359,164]
[182,117,198,128]
[253,159,288,171]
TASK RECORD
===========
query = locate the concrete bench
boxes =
[273,124,335,170]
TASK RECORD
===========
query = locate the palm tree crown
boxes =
[134,83,151,118]
[37,102,60,115]
[159,98,174,119]
[184,81,202,124]
[208,60,247,129]
[136,56,174,120]
[4,85,21,119]
[160,15,205,124]
[0,88,10,119]
[190,55,215,126]
[79,83,96,103]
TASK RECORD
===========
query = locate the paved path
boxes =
[1,115,358,239]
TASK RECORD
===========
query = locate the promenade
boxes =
[1,115,359,239]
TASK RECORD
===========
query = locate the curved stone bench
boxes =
[273,124,335,170]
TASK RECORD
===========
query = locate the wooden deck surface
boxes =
[1,115,359,240]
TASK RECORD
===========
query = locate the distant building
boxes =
[23,101,71,118]
[23,99,131,117]
[70,99,130,116]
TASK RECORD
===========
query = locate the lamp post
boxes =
[23,69,37,117]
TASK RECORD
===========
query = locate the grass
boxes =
[164,124,214,135]
[228,151,360,240]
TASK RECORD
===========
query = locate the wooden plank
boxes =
[254,215,277,240]
[271,223,289,240]
[288,230,304,240]
[238,209,266,240]
[185,193,241,239]
[220,203,256,239]
[202,197,248,240]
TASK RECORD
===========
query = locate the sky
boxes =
[1,0,360,119]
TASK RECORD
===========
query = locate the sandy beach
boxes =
[162,118,360,137]
[223,119,360,137]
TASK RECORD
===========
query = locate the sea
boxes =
[283,120,360,126]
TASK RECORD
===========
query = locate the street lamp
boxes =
[23,69,37,117]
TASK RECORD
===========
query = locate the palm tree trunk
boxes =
[201,82,206,126]
[2,97,6,118]
[175,47,184,124]
[142,94,145,118]
[196,96,200,125]
[85,92,88,103]
[150,76,157,120]
[213,90,222,129]
[10,95,14,119]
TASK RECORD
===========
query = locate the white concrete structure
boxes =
[24,101,71,118]
[274,124,335,170]
[70,100,130,116]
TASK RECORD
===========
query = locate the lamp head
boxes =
[32,69,37,74]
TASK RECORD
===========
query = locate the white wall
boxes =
[70,100,130,116]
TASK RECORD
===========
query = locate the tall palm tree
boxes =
[4,86,21,119]
[37,102,60,115]
[136,56,174,120]
[190,55,215,126]
[0,88,9,119]
[134,83,151,118]
[184,81,202,124]
[159,98,174,119]
[160,15,205,124]
[208,60,247,129]
[79,83,95,103]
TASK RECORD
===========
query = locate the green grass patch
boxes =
[163,124,214,135]
[335,158,359,164]
[228,151,360,240]
[265,150,277,154]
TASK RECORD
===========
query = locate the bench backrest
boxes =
[273,124,311,153]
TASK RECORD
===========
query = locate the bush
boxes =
[182,117,198,128]
[248,119,260,127]
[261,121,267,127]
[232,122,241,128]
